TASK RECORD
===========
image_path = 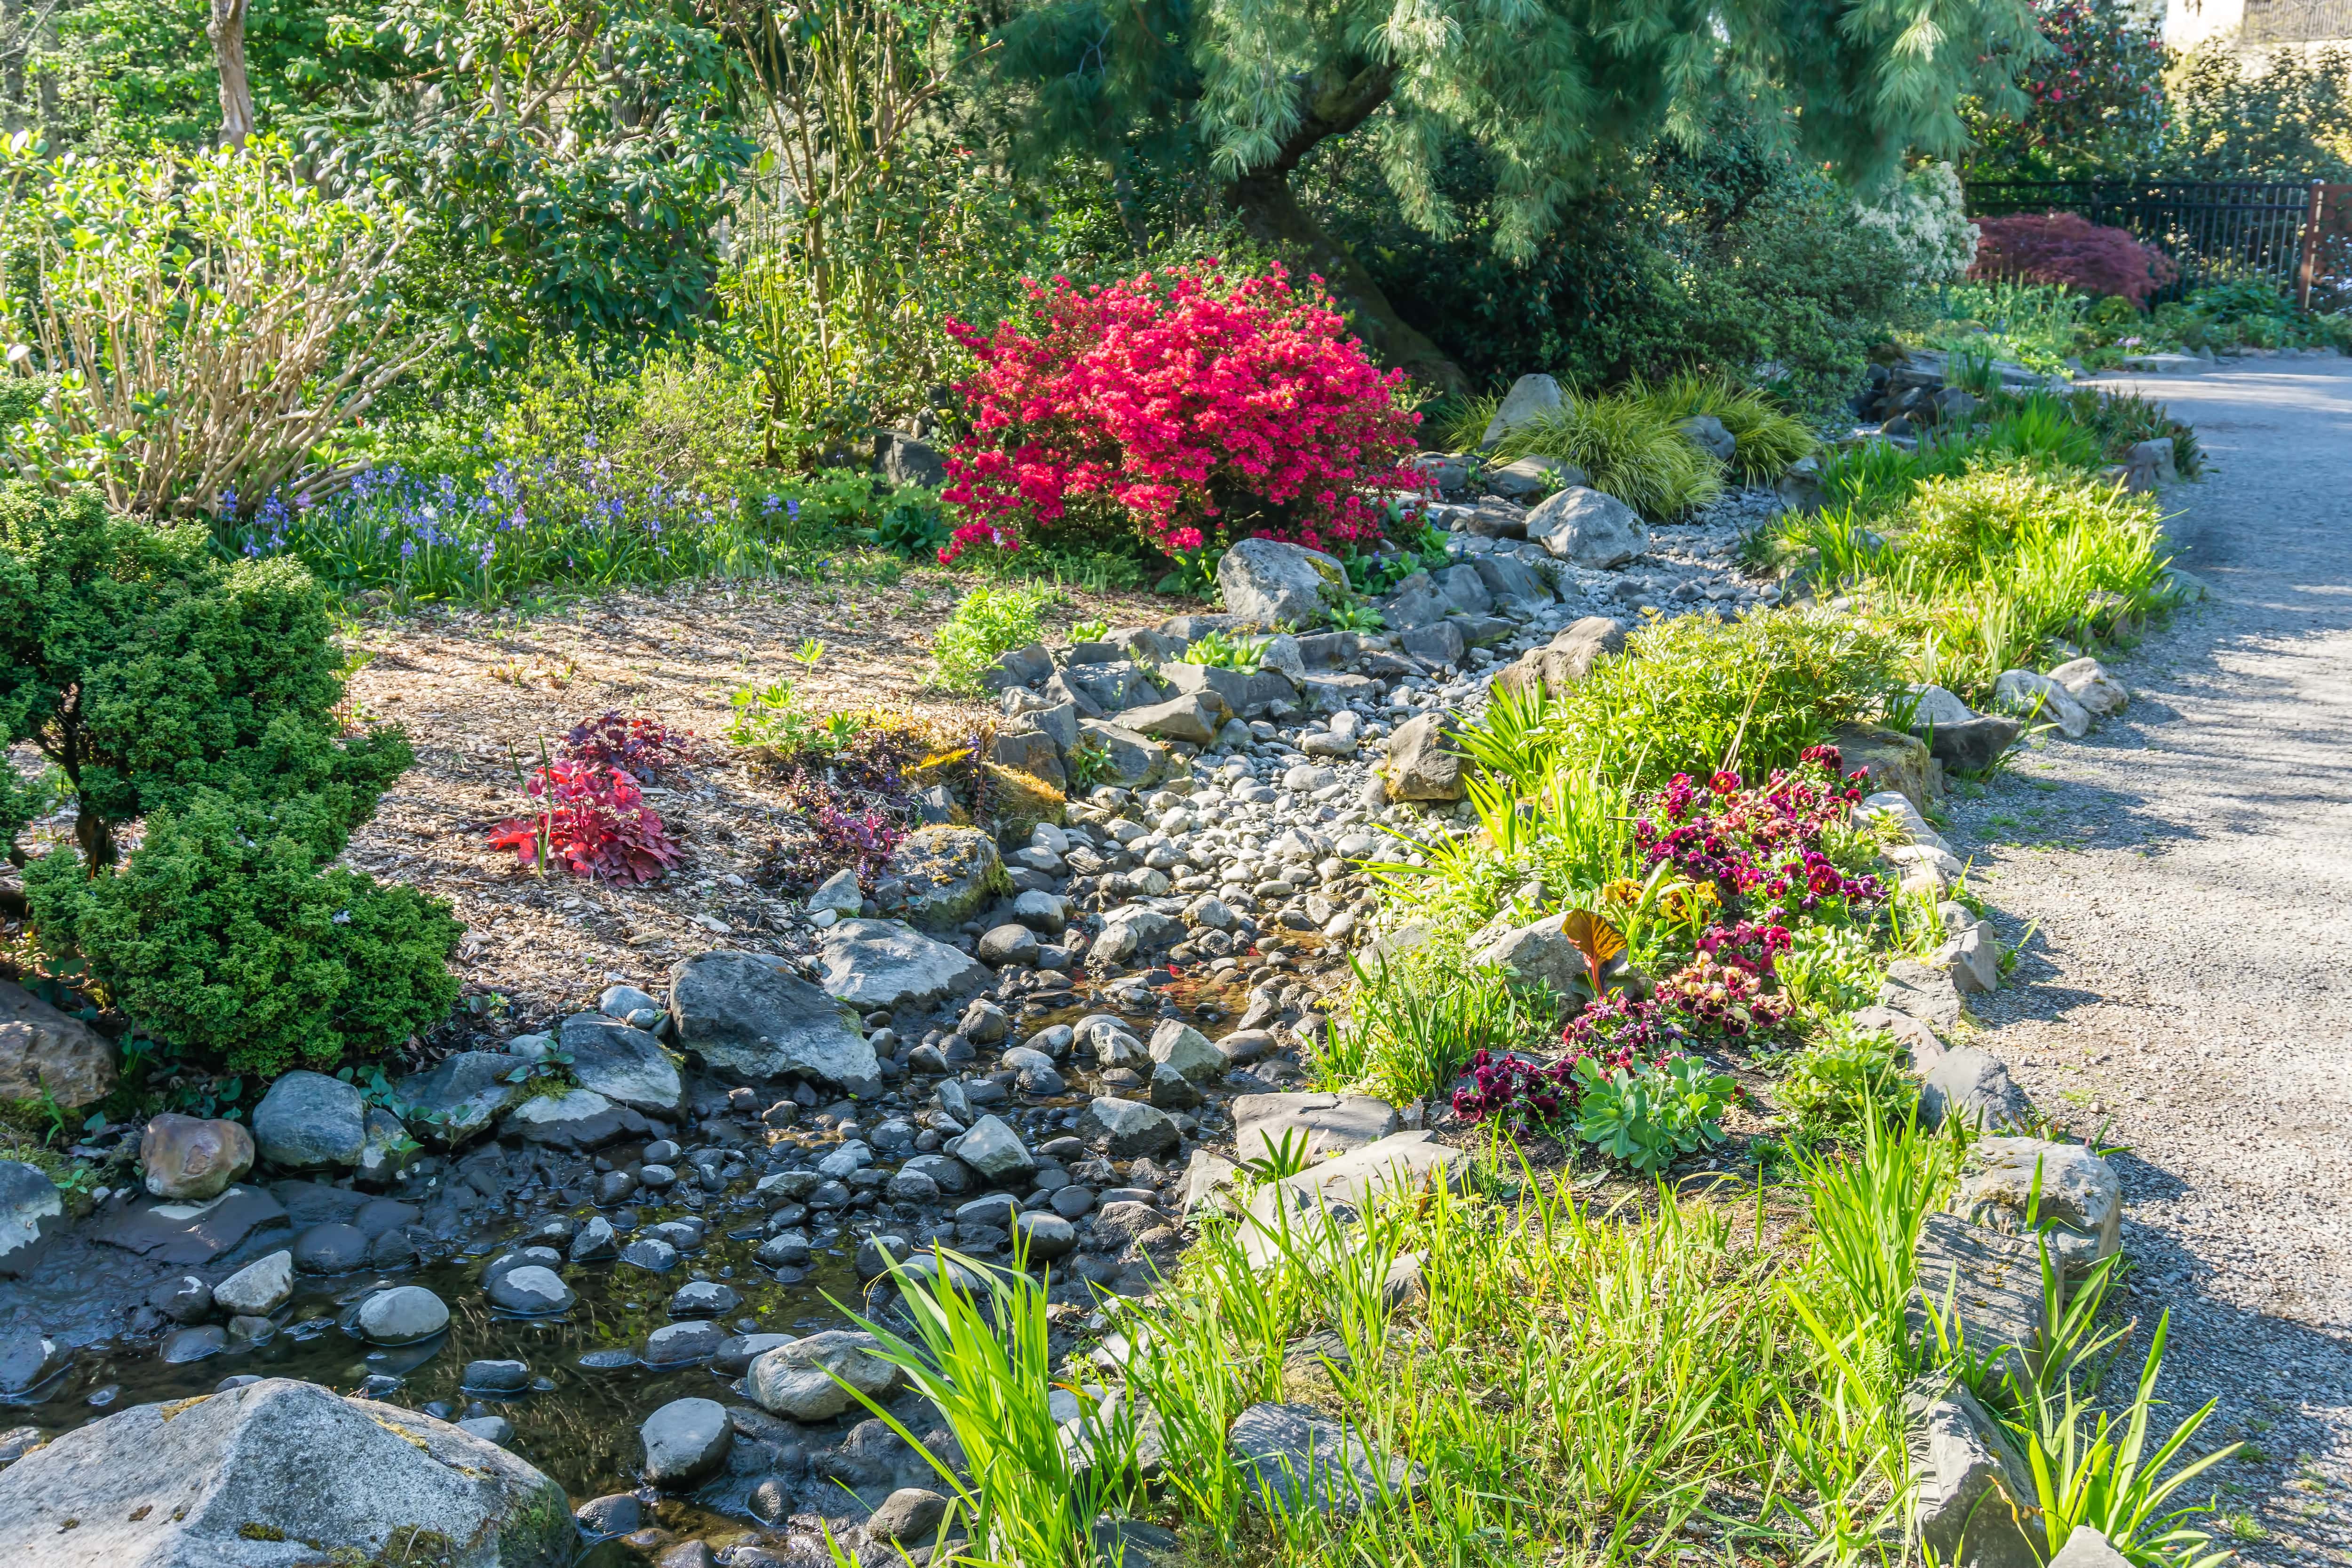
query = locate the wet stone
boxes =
[292,1221,370,1274]
[158,1324,228,1364]
[643,1321,726,1368]
[667,1280,742,1319]
[621,1238,681,1273]
[463,1359,533,1393]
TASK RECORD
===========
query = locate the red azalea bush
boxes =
[1968,213,2180,308]
[939,261,1420,563]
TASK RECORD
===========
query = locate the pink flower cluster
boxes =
[938,262,1420,563]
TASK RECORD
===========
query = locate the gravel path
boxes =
[1950,355,2352,1565]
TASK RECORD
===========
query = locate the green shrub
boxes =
[1777,1025,1917,1139]
[0,485,413,867]
[25,790,461,1077]
[1538,607,1907,786]
[1492,389,1723,519]
[928,582,1059,692]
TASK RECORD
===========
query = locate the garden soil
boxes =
[1955,356,2352,1564]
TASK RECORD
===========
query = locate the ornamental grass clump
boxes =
[939,262,1420,563]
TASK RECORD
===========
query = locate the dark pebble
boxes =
[292,1222,371,1274]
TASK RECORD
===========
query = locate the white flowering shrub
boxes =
[1852,161,1979,288]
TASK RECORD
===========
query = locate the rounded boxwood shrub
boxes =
[0,484,411,867]
[24,789,462,1078]
[2,483,457,1076]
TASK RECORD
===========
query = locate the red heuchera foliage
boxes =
[1451,1043,1642,1126]
[1968,213,2180,308]
[488,760,683,883]
[563,711,694,781]
[939,262,1420,563]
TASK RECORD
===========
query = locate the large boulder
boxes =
[1147,1021,1224,1084]
[1217,539,1349,628]
[1240,1132,1468,1266]
[885,825,1005,930]
[1831,722,1939,811]
[1383,712,1466,803]
[668,949,876,1088]
[139,1114,254,1202]
[1231,1093,1399,1165]
[1074,720,1172,789]
[0,1161,62,1279]
[1229,1402,1421,1516]
[393,1052,521,1147]
[1124,692,1229,745]
[1917,714,2026,775]
[557,1015,683,1115]
[747,1332,904,1422]
[819,919,991,1014]
[1907,1378,2039,1568]
[2045,656,2128,717]
[1524,487,1648,569]
[1478,373,1562,448]
[251,1072,368,1170]
[1920,1047,2034,1134]
[1952,1137,2122,1281]
[1468,914,1581,996]
[1493,617,1627,701]
[1469,553,1559,616]
[1991,669,2092,738]
[0,980,116,1106]
[0,1378,571,1567]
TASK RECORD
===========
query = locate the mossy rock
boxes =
[981,763,1065,845]
[881,825,1006,931]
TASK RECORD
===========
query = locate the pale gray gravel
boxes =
[1951,355,2352,1564]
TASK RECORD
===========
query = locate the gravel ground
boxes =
[1949,355,2352,1564]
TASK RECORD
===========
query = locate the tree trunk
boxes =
[208,0,255,149]
[1220,61,1468,396]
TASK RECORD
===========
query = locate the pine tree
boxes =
[991,0,2042,390]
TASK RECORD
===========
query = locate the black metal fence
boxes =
[1963,178,2352,308]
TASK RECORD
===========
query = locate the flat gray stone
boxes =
[358,1285,450,1346]
[1921,1047,2034,1134]
[1077,1097,1180,1159]
[1907,1377,2039,1568]
[557,1014,684,1114]
[1231,1093,1400,1165]
[392,1052,519,1147]
[1910,1213,2053,1383]
[499,1088,649,1149]
[1228,1401,1421,1515]
[747,1332,903,1422]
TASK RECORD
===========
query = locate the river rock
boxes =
[1240,1132,1469,1267]
[641,1396,733,1488]
[0,1162,60,1279]
[667,949,877,1089]
[213,1250,294,1316]
[1147,1021,1224,1084]
[2050,1526,2135,1568]
[558,1014,684,1114]
[950,1114,1037,1182]
[978,923,1041,967]
[251,1071,368,1170]
[357,1285,450,1345]
[501,1087,649,1149]
[819,919,992,1014]
[1952,1137,2122,1281]
[1013,1210,1078,1260]
[1524,486,1648,568]
[1228,1401,1421,1516]
[747,1331,903,1422]
[486,1264,575,1315]
[0,981,116,1106]
[0,1378,570,1566]
[1383,712,1465,803]
[1077,1096,1180,1159]
[885,826,1005,930]
[1919,714,2026,774]
[868,1486,954,1544]
[137,1114,254,1203]
[1217,538,1349,628]
[1468,913,1581,996]
[393,1052,522,1146]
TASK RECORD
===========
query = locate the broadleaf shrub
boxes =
[487,760,684,883]
[24,789,461,1078]
[1969,214,2178,308]
[940,262,1418,562]
[929,582,1057,692]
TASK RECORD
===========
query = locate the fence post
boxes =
[2299,179,2327,310]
